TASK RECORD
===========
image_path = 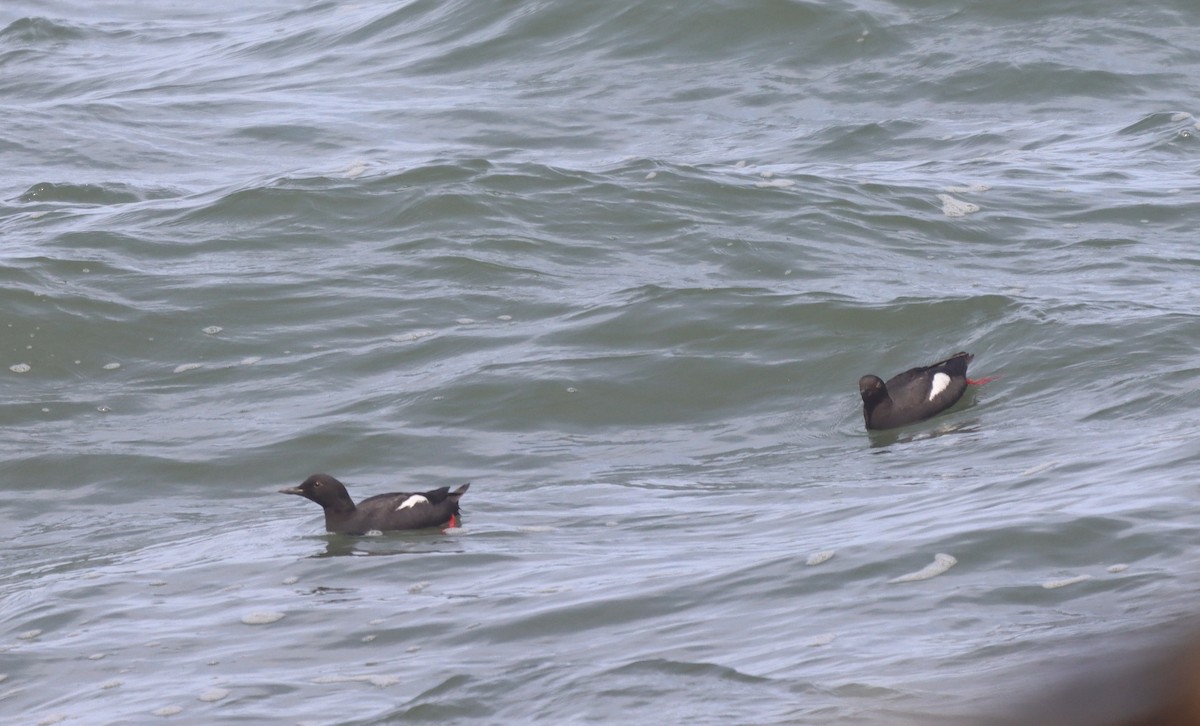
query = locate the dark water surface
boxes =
[3,1,1200,723]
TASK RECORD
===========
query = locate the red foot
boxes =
[967,376,998,385]
[442,514,458,531]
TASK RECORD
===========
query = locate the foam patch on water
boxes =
[1021,462,1057,477]
[9,363,30,373]
[392,330,435,343]
[102,680,122,689]
[408,581,429,593]
[1042,574,1092,589]
[889,553,957,583]
[808,633,836,646]
[18,629,42,640]
[202,326,222,335]
[197,688,229,702]
[313,674,398,687]
[88,653,106,660]
[945,183,991,193]
[173,363,203,374]
[755,178,795,188]
[1107,564,1129,573]
[240,612,285,625]
[282,576,299,585]
[344,161,369,179]
[152,706,183,717]
[806,550,836,566]
[37,715,67,725]
[102,362,121,370]
[937,194,979,217]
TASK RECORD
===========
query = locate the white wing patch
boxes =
[396,494,429,511]
[928,372,951,401]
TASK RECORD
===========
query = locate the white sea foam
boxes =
[1042,574,1092,589]
[313,674,399,687]
[240,612,285,625]
[392,330,435,343]
[1020,462,1057,477]
[755,178,795,188]
[889,554,957,583]
[937,194,979,217]
[805,550,836,566]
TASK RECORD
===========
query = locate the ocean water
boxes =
[3,0,1200,723]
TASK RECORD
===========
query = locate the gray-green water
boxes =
[3,1,1200,723]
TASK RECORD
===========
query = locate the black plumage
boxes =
[859,352,974,430]
[280,473,469,535]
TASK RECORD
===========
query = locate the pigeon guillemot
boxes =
[279,473,470,535]
[859,352,991,430]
